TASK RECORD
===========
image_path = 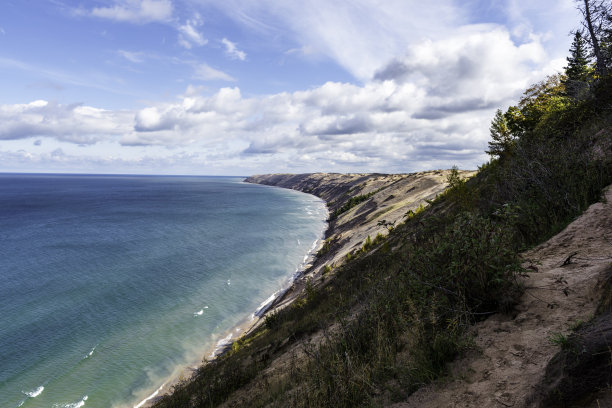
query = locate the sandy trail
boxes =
[392,186,612,408]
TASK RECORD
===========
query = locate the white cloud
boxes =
[178,15,208,48]
[2,2,576,175]
[0,100,132,144]
[285,45,316,57]
[221,38,247,60]
[207,0,577,81]
[90,0,173,24]
[208,0,462,80]
[194,63,236,82]
[117,50,146,63]
[0,27,5,35]
[1,22,563,174]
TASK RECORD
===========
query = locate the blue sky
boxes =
[0,0,580,175]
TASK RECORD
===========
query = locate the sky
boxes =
[0,0,581,175]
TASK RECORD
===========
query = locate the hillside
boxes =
[152,58,612,408]
[245,171,475,287]
[397,185,612,408]
[148,170,467,407]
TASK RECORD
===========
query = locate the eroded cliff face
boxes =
[246,170,475,294]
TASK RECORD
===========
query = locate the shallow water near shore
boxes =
[0,174,327,408]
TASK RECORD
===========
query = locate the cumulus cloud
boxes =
[221,38,247,60]
[90,0,173,24]
[0,100,132,144]
[1,20,568,174]
[178,15,208,48]
[118,24,559,172]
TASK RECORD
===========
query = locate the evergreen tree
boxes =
[565,31,592,99]
[565,32,591,81]
[486,109,515,159]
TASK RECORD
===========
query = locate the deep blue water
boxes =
[0,174,327,408]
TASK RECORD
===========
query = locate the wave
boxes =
[134,383,165,408]
[53,395,88,408]
[194,309,203,316]
[23,385,44,398]
[17,385,45,407]
[209,333,233,358]
[253,289,288,318]
[84,345,97,359]
[255,236,322,319]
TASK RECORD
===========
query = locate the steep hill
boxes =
[245,171,475,285]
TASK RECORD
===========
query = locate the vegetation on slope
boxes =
[153,6,612,407]
[330,190,378,220]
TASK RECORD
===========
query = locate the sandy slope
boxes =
[246,171,475,280]
[391,186,612,408]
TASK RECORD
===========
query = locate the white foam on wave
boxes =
[54,395,88,408]
[227,279,231,286]
[17,385,45,407]
[309,238,319,252]
[254,289,288,317]
[134,383,165,408]
[209,332,233,358]
[253,237,323,321]
[23,385,44,398]
[84,345,96,359]
[194,309,204,316]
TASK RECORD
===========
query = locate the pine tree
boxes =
[565,31,592,99]
[565,32,590,81]
[486,109,515,159]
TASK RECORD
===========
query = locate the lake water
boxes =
[0,174,327,408]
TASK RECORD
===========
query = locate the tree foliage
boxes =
[486,109,515,159]
[566,32,591,81]
[565,31,592,99]
[492,74,569,148]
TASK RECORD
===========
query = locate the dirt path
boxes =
[391,186,612,408]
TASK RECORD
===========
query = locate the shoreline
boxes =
[135,171,459,407]
[134,186,329,408]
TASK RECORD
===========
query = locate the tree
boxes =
[487,109,515,159]
[566,32,591,81]
[577,0,612,78]
[491,75,570,150]
[565,31,592,99]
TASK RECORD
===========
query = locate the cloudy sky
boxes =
[0,0,580,175]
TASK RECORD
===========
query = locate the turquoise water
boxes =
[0,174,327,408]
